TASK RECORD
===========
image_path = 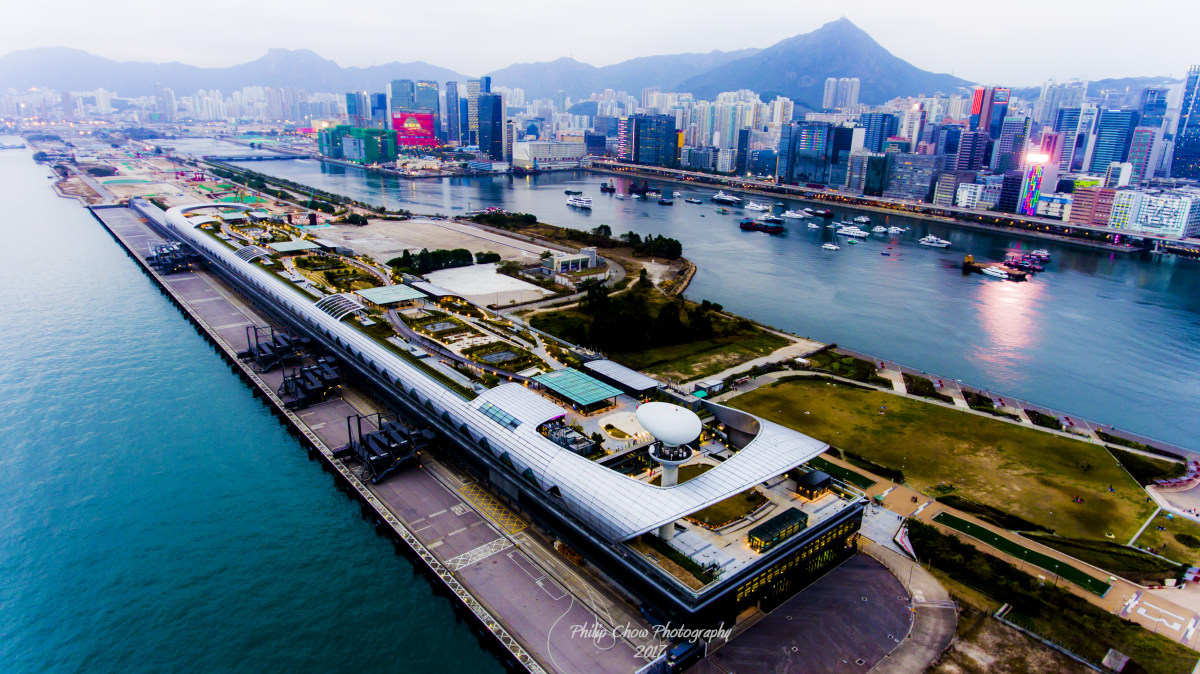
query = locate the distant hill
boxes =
[676,18,971,107]
[0,47,468,96]
[485,49,760,100]
[1010,76,1182,101]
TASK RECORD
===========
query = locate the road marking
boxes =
[446,537,514,571]
[428,509,447,517]
[447,527,468,537]
[458,483,526,534]
[538,578,568,601]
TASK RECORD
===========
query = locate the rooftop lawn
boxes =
[729,378,1155,541]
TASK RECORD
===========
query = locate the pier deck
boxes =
[89,205,656,674]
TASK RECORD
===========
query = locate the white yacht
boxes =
[673,191,682,197]
[566,195,593,209]
[853,215,871,223]
[982,266,1009,279]
[918,235,951,248]
[782,210,806,219]
[871,226,888,233]
[615,194,625,200]
[745,201,769,211]
[836,225,870,237]
[711,191,742,204]
[887,226,905,234]
[807,222,821,229]
[822,243,840,250]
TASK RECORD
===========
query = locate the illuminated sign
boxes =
[392,112,437,147]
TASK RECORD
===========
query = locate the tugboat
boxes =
[685,197,702,204]
[629,180,652,196]
[564,189,583,195]
[599,181,616,193]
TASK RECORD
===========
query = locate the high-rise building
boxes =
[846,151,890,195]
[829,126,857,187]
[369,93,388,128]
[623,114,678,167]
[990,116,1030,173]
[1137,88,1169,131]
[345,92,368,127]
[1068,186,1117,226]
[1053,107,1083,173]
[1017,152,1054,216]
[466,80,482,146]
[1171,65,1200,179]
[1035,79,1087,125]
[1086,109,1140,173]
[389,80,415,115]
[837,78,860,108]
[822,78,838,109]
[861,112,899,153]
[1127,127,1164,186]
[954,131,989,171]
[996,170,1025,214]
[445,82,462,145]
[987,88,1011,139]
[882,153,944,202]
[477,92,505,160]
[780,121,834,184]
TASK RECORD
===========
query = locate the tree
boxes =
[637,268,652,289]
[416,248,433,274]
[579,278,610,314]
[540,250,552,260]
[653,302,685,345]
[621,231,642,247]
[592,224,612,239]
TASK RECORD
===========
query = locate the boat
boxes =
[685,198,702,204]
[812,209,834,218]
[982,267,1009,279]
[802,207,814,213]
[631,193,644,199]
[658,196,674,205]
[566,195,592,209]
[629,180,652,195]
[745,201,769,211]
[564,189,583,195]
[826,223,836,228]
[887,226,905,234]
[807,223,821,229]
[846,238,860,244]
[836,225,870,237]
[615,194,625,200]
[822,243,840,250]
[740,218,785,234]
[1030,249,1051,259]
[919,235,951,248]
[853,216,871,223]
[881,251,891,256]
[757,213,784,224]
[715,207,730,214]
[871,226,888,233]
[0,143,26,150]
[781,210,806,219]
[712,191,743,205]
[599,181,616,193]
[673,191,682,197]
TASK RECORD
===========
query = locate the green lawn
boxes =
[616,330,790,381]
[934,513,1112,596]
[650,463,767,527]
[728,378,1155,541]
[1023,533,1181,585]
[1134,512,1200,566]
[807,455,877,489]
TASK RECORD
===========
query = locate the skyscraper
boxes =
[822,78,838,109]
[625,115,678,167]
[1136,88,1169,131]
[1171,65,1200,179]
[389,80,415,115]
[477,92,504,160]
[990,116,1030,173]
[953,131,989,171]
[1053,107,1083,173]
[1086,109,1140,173]
[445,81,461,145]
[466,80,481,146]
[861,112,899,153]
[987,88,1011,138]
[780,121,834,184]
[345,92,368,127]
[1127,127,1163,186]
[837,78,860,108]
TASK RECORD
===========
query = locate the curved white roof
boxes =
[636,402,701,446]
[165,203,829,543]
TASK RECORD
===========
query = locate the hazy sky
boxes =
[3,0,1197,85]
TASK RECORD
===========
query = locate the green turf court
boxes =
[934,512,1111,596]
[101,178,152,184]
[807,455,877,489]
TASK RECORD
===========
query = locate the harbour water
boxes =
[231,159,1200,450]
[0,143,502,673]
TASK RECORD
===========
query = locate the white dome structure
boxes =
[636,402,701,447]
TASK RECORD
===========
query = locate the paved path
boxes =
[682,334,824,387]
[860,541,957,674]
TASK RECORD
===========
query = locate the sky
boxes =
[2,0,1197,86]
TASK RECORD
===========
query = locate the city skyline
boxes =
[2,0,1197,86]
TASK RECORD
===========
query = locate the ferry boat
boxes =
[853,216,871,224]
[685,198,702,204]
[822,243,840,250]
[919,235,951,248]
[711,191,742,205]
[740,218,785,234]
[745,201,769,211]
[566,195,593,209]
[807,223,821,229]
[871,226,888,233]
[836,225,870,237]
[781,210,806,219]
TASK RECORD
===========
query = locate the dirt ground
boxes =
[931,607,1093,674]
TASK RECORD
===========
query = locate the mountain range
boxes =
[0,19,1177,109]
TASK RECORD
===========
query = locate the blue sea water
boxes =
[0,143,503,673]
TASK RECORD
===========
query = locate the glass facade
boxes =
[1172,65,1200,180]
[1088,109,1140,173]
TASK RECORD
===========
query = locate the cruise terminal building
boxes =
[161,202,866,632]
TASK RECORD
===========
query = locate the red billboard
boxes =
[392,112,438,147]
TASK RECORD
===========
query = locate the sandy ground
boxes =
[424,263,552,306]
[316,218,552,264]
